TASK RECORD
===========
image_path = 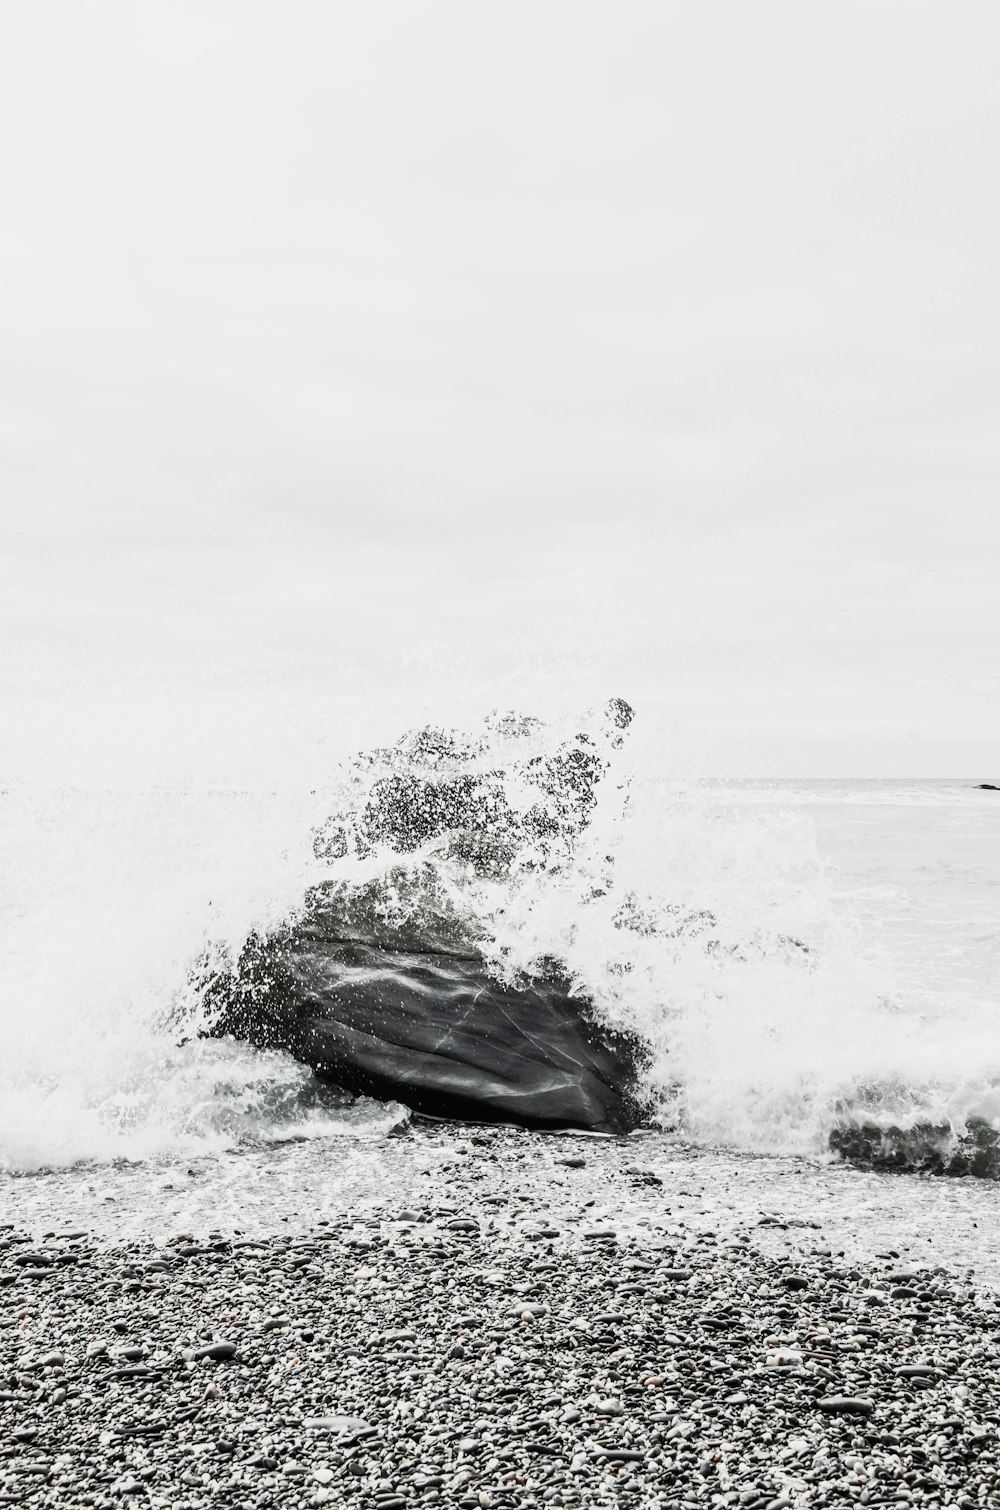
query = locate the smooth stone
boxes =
[816,1396,875,1415]
[304,1415,376,1435]
[590,1448,646,1462]
[194,1341,237,1361]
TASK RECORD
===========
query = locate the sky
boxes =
[1,0,998,781]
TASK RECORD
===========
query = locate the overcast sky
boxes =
[1,0,998,781]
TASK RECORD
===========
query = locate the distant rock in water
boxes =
[199,699,649,1133]
[977,783,1000,791]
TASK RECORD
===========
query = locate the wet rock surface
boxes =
[4,1127,1000,1508]
[205,935,648,1135]
[829,1118,1000,1179]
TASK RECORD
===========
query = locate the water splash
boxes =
[1,711,998,1174]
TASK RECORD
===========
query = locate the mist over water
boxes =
[2,692,998,1177]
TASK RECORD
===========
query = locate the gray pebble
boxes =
[816,1395,875,1414]
[194,1340,237,1361]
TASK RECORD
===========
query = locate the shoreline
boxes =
[4,1126,1000,1506]
[4,1122,1000,1286]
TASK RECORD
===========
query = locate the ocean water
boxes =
[1,752,998,1181]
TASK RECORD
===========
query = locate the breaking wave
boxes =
[1,704,998,1174]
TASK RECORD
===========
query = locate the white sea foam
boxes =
[473,771,1000,1159]
[0,783,353,1171]
[1,731,998,1174]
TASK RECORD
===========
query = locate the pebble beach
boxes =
[4,1124,1000,1509]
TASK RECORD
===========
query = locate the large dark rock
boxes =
[203,924,648,1133]
[200,699,648,1132]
